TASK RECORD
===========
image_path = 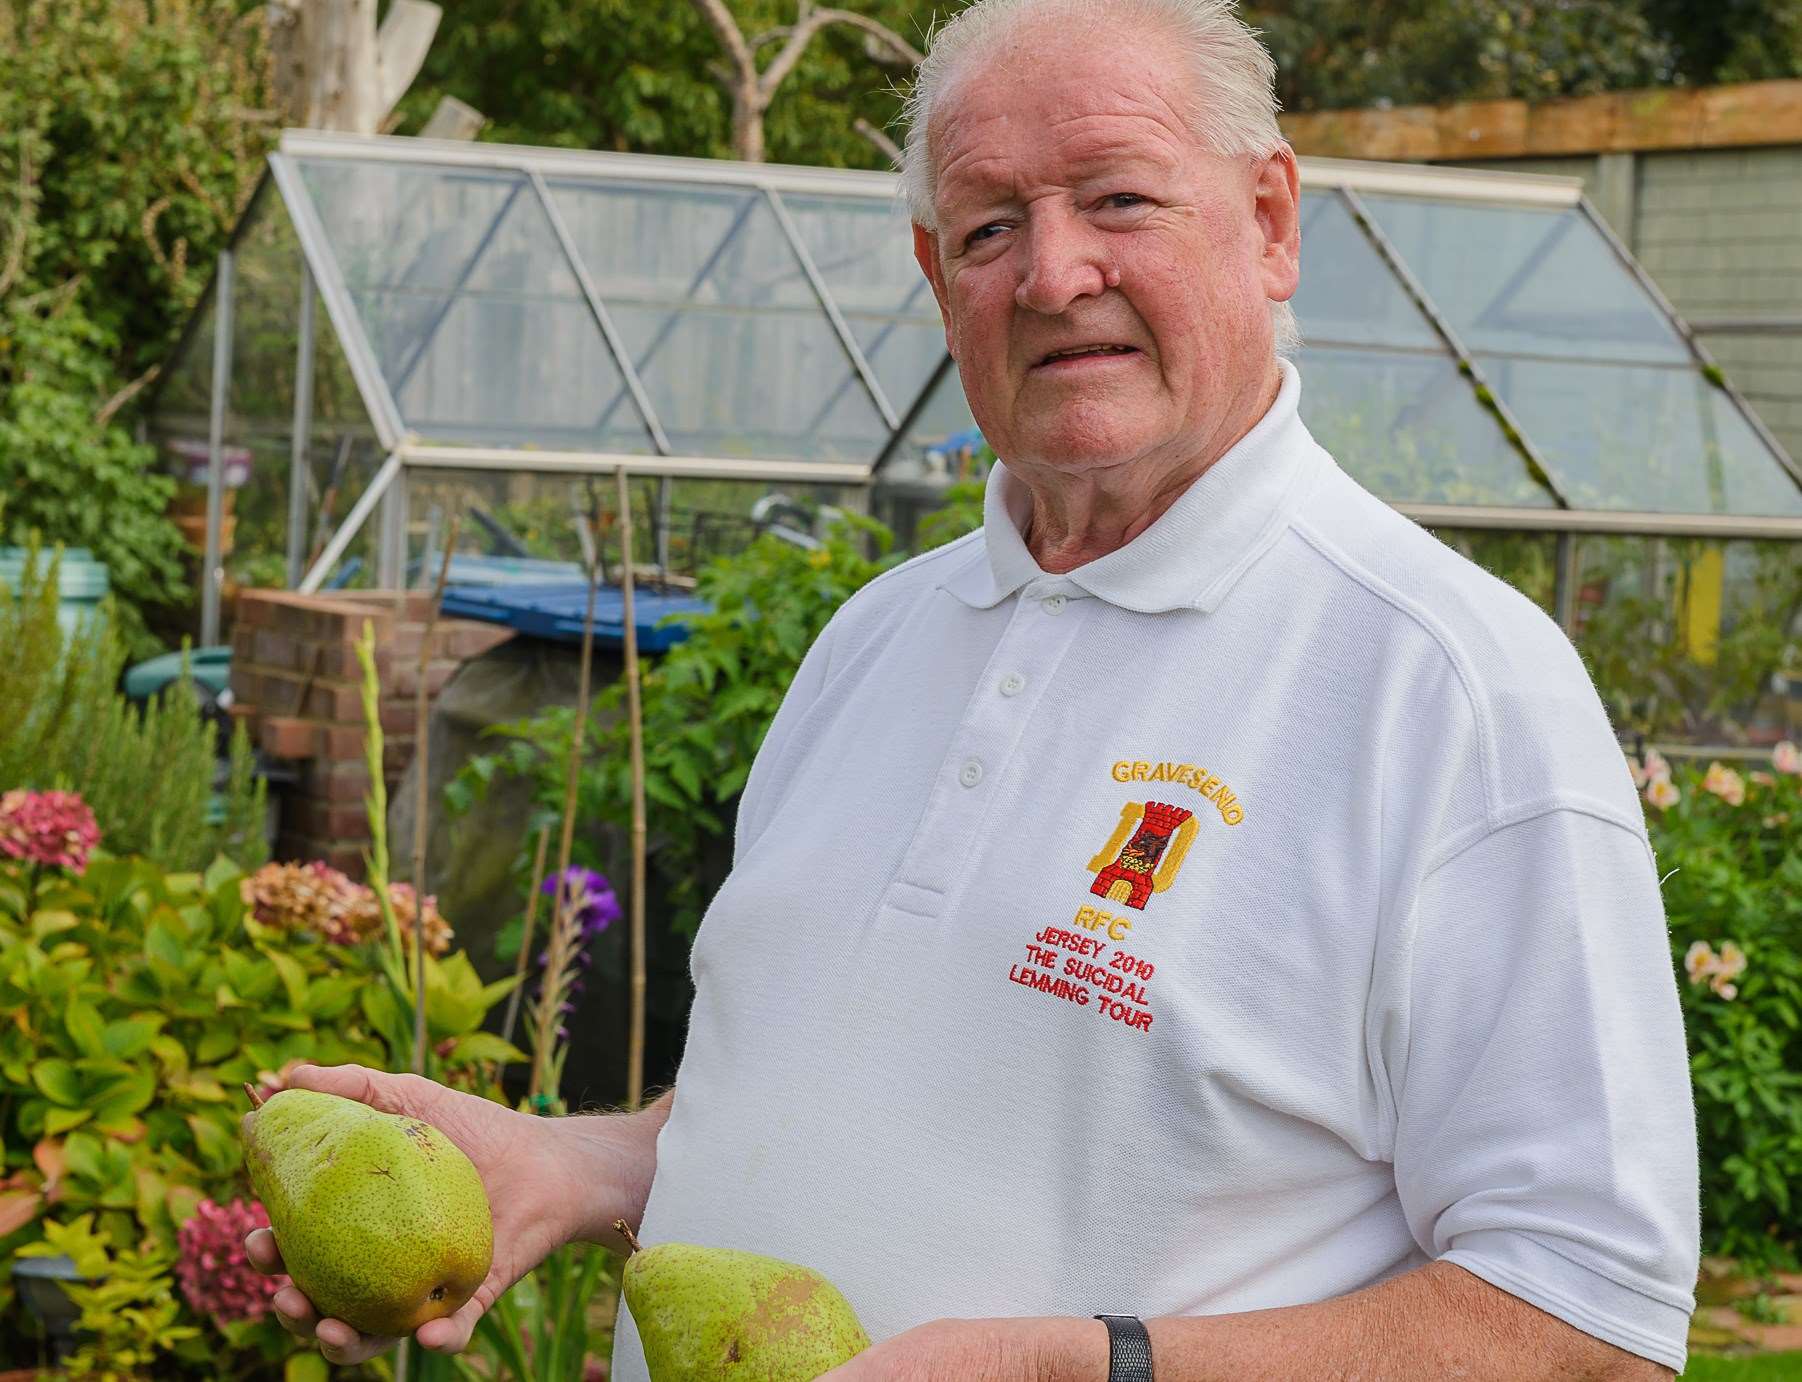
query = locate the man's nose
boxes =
[1014,210,1110,315]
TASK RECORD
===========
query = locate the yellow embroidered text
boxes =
[1109,760,1244,825]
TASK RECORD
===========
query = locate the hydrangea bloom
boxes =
[0,789,101,873]
[241,862,453,954]
[175,1197,290,1324]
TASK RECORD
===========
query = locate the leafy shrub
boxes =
[0,0,275,649]
[0,542,268,872]
[451,513,904,938]
[0,826,519,1373]
[1634,746,1802,1265]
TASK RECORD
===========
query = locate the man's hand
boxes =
[244,1063,601,1366]
[818,1317,1107,1382]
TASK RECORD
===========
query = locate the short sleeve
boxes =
[1386,807,1699,1372]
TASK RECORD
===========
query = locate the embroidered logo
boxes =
[1086,800,1198,910]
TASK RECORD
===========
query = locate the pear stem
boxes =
[243,1082,265,1109]
[613,1219,642,1255]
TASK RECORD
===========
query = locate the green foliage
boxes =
[0,0,274,646]
[1574,538,1802,742]
[913,477,988,552]
[0,853,388,1371]
[397,0,923,168]
[451,511,903,940]
[1246,0,1674,112]
[0,542,269,873]
[19,1215,202,1380]
[1640,0,1802,84]
[0,840,522,1374]
[471,1241,619,1380]
[1642,754,1802,1265]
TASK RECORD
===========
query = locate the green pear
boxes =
[616,1221,870,1381]
[241,1087,492,1337]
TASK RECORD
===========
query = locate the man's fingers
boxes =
[286,1063,436,1117]
[417,1298,481,1354]
[245,1227,286,1275]
[271,1285,318,1340]
[316,1317,398,1366]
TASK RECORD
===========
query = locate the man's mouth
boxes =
[1035,344,1140,367]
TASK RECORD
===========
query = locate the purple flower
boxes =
[540,867,621,947]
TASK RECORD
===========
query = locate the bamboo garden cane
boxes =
[616,465,649,1112]
[411,514,461,1076]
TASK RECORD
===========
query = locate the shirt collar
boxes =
[940,359,1323,614]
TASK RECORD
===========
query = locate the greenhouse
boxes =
[147,130,1802,743]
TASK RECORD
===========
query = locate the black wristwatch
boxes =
[1094,1313,1154,1382]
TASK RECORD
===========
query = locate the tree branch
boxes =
[686,0,757,83]
[94,364,162,430]
[758,7,923,101]
[0,145,35,302]
[854,116,903,168]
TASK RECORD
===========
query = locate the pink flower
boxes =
[1646,777,1680,811]
[1774,741,1800,775]
[1702,761,1746,807]
[1750,771,1777,789]
[1685,940,1748,1001]
[0,790,101,872]
[175,1197,290,1325]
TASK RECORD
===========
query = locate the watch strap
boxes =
[1094,1313,1154,1382]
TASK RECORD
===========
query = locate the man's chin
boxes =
[1002,430,1158,474]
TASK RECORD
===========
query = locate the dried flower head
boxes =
[175,1197,290,1324]
[242,862,453,954]
[241,861,367,945]
[0,789,101,873]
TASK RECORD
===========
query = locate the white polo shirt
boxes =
[611,361,1699,1377]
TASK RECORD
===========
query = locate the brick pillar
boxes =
[229,590,513,879]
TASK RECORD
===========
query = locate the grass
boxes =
[1682,1354,1802,1378]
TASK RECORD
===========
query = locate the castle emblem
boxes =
[1086,800,1198,910]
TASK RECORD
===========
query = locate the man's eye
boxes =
[1101,193,1145,209]
[966,223,1008,246]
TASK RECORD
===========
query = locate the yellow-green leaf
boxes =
[44,1106,92,1135]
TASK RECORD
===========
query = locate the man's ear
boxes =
[1254,145,1301,306]
[913,222,956,359]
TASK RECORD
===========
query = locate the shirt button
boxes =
[958,758,984,788]
[1043,593,1067,614]
[999,672,1027,697]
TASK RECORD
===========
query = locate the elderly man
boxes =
[251,0,1699,1377]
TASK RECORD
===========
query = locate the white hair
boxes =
[898,0,1301,356]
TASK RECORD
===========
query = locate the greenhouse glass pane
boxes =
[899,358,977,458]
[1360,196,1688,365]
[1292,193,1441,351]
[1477,355,1802,516]
[782,193,947,417]
[297,158,653,453]
[1297,348,1555,507]
[548,180,890,462]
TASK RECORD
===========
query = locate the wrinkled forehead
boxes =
[927,32,1204,211]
